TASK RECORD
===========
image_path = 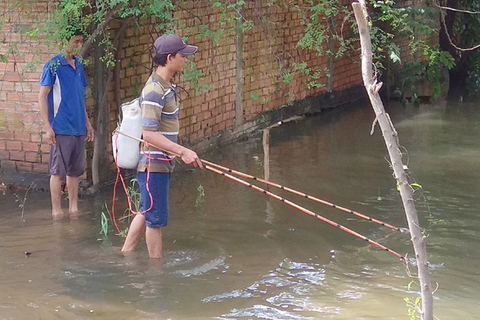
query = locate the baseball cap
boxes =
[153,34,198,56]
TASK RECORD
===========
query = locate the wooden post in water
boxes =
[352,2,433,319]
[262,129,270,190]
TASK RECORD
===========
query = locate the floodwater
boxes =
[1,99,479,319]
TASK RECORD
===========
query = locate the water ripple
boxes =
[220,304,315,320]
[204,258,329,319]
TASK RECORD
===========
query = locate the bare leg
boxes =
[66,176,80,216]
[145,227,163,259]
[50,175,64,220]
[122,214,146,252]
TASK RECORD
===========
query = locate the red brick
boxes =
[25,152,41,163]
[23,142,40,152]
[30,133,42,143]
[10,151,24,161]
[1,82,15,91]
[15,102,34,112]
[1,160,17,169]
[6,140,22,151]
[15,161,33,171]
[24,93,39,103]
[40,144,50,153]
[0,131,14,140]
[22,113,39,123]
[7,92,23,102]
[6,73,22,82]
[33,163,49,173]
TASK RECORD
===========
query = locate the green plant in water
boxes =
[100,202,110,237]
[99,179,141,238]
[118,178,142,236]
[195,184,205,209]
[13,180,37,222]
[404,281,422,320]
[126,179,141,214]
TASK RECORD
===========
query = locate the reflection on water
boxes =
[1,100,480,319]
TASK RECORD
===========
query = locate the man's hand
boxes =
[44,127,56,146]
[86,121,95,142]
[180,148,203,169]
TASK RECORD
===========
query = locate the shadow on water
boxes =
[1,99,480,319]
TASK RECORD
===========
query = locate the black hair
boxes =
[153,52,178,67]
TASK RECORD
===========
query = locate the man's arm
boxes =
[38,85,55,145]
[143,130,203,169]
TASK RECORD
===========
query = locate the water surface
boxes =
[1,99,479,319]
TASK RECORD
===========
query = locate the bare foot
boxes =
[52,211,65,221]
[69,211,81,220]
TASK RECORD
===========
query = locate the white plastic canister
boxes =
[112,98,142,169]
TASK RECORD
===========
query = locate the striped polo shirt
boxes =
[137,72,179,173]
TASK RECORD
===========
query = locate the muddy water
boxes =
[1,99,479,319]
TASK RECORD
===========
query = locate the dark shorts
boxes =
[49,135,86,177]
[138,171,170,229]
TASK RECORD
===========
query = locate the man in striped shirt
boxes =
[121,34,203,259]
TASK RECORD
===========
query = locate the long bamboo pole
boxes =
[202,159,407,233]
[114,129,405,260]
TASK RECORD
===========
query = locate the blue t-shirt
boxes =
[40,54,88,136]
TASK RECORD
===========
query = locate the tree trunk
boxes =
[90,37,112,190]
[352,2,433,320]
[235,7,244,127]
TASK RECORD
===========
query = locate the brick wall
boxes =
[0,0,428,182]
[0,0,56,174]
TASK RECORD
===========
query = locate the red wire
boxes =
[111,135,175,237]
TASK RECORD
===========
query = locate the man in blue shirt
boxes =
[38,31,94,220]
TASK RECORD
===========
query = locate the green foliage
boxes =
[281,62,326,90]
[195,184,206,209]
[296,1,339,55]
[13,180,36,222]
[125,179,141,214]
[404,281,422,319]
[196,25,225,45]
[195,0,253,42]
[99,179,140,238]
[370,1,439,71]
[100,202,110,237]
[38,0,176,67]
[287,0,355,90]
[450,1,480,50]
[466,51,480,93]
[183,61,213,94]
[425,49,455,98]
[404,295,422,320]
[369,1,456,99]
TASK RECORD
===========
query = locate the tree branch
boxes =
[434,0,480,52]
[436,4,480,15]
[80,6,123,58]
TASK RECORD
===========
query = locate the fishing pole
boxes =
[205,164,405,260]
[114,130,405,260]
[201,160,408,233]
